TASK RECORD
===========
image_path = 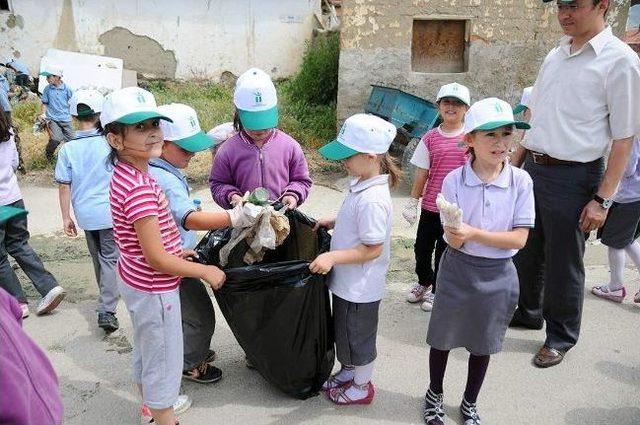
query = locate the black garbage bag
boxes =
[195,207,334,399]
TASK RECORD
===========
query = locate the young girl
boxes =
[55,89,121,332]
[403,83,470,311]
[592,138,640,303]
[423,98,533,425]
[209,68,312,210]
[102,87,249,425]
[310,113,399,405]
[0,110,66,318]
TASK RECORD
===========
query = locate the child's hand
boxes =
[309,252,335,275]
[313,217,335,232]
[402,198,419,226]
[445,223,476,247]
[201,266,226,290]
[229,194,244,207]
[62,217,77,237]
[181,250,199,261]
[282,195,298,210]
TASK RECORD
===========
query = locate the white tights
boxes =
[608,240,640,290]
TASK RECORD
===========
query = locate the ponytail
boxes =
[379,153,403,189]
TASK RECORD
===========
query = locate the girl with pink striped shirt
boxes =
[102,88,249,425]
[402,83,470,311]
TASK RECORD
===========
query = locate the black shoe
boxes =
[204,349,216,364]
[183,362,223,384]
[509,310,543,330]
[460,398,482,424]
[423,388,445,424]
[98,312,119,332]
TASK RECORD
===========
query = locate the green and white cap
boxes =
[158,103,213,153]
[233,68,279,131]
[436,82,471,106]
[463,97,530,134]
[39,64,63,77]
[319,113,397,161]
[513,86,533,115]
[69,89,104,117]
[100,87,172,127]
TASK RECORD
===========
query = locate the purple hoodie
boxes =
[209,129,312,209]
[0,288,63,425]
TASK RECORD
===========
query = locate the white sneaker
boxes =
[36,286,66,315]
[173,394,192,415]
[420,292,435,312]
[20,303,29,318]
[406,283,431,303]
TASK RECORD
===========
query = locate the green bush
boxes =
[287,33,340,106]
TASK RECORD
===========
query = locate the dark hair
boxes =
[103,122,128,165]
[379,153,403,189]
[233,109,244,132]
[593,0,609,17]
[75,104,103,132]
[0,109,10,143]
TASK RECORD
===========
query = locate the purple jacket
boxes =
[209,130,312,209]
[0,288,63,425]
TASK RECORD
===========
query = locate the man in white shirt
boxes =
[510,0,640,368]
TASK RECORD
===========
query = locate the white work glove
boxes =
[436,193,463,229]
[227,203,259,228]
[402,198,420,226]
[37,114,47,122]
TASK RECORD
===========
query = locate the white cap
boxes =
[100,87,171,127]
[513,86,533,114]
[233,68,279,130]
[39,64,63,77]
[319,113,397,160]
[207,122,236,145]
[463,97,530,134]
[69,89,104,117]
[436,83,471,106]
[158,103,213,152]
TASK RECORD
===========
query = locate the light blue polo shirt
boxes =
[149,158,197,249]
[0,89,10,113]
[42,83,73,122]
[0,75,9,93]
[54,129,113,231]
[7,59,29,76]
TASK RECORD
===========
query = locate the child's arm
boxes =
[134,216,226,289]
[312,216,336,231]
[184,204,255,230]
[57,184,77,237]
[445,225,529,250]
[410,168,429,199]
[209,150,242,209]
[281,143,312,207]
[309,243,383,274]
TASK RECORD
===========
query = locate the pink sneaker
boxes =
[591,285,626,303]
[406,283,431,303]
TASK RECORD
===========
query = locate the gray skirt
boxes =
[426,248,518,356]
[333,294,380,366]
[598,200,640,249]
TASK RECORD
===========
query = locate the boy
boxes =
[39,65,74,160]
[55,89,120,332]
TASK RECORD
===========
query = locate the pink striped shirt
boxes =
[421,128,468,212]
[109,161,182,293]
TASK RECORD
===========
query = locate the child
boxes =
[591,138,640,303]
[423,98,533,425]
[206,121,235,160]
[402,83,470,311]
[0,111,66,318]
[512,86,533,122]
[39,65,75,160]
[102,87,250,425]
[151,103,251,385]
[209,68,312,209]
[310,113,399,405]
[55,88,120,332]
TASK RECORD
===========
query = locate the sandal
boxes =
[327,380,375,405]
[321,368,353,391]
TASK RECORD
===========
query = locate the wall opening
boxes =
[411,19,468,73]
[0,0,10,12]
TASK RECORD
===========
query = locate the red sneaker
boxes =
[327,380,375,405]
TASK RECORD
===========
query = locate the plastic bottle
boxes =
[193,198,202,211]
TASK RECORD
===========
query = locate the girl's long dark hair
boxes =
[103,122,128,165]
[0,110,11,143]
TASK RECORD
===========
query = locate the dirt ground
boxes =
[14,183,640,425]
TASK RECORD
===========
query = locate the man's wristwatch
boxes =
[593,194,613,209]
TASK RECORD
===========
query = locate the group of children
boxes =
[1,60,639,425]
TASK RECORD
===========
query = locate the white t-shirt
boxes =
[410,126,465,170]
[328,174,392,303]
[523,26,640,162]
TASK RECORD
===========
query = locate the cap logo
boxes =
[494,102,504,114]
[136,92,146,104]
[254,91,263,105]
[338,124,347,138]
[188,116,197,129]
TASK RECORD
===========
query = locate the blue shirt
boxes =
[54,129,113,230]
[41,83,73,122]
[0,75,9,93]
[149,158,197,249]
[7,59,29,76]
[0,89,10,113]
[614,138,640,204]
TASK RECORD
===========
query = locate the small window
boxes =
[0,0,9,12]
[411,19,468,73]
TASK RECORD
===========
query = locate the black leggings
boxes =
[414,210,446,292]
[428,347,490,403]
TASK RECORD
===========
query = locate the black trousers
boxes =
[414,209,446,292]
[513,154,603,352]
[180,277,216,371]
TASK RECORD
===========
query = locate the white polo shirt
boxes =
[328,174,392,303]
[523,26,640,162]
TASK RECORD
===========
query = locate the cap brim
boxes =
[116,111,173,125]
[437,95,470,106]
[39,71,54,77]
[172,131,214,153]
[512,104,527,115]
[475,120,531,131]
[319,140,360,161]
[237,106,279,131]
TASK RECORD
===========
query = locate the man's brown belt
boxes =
[529,150,581,166]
